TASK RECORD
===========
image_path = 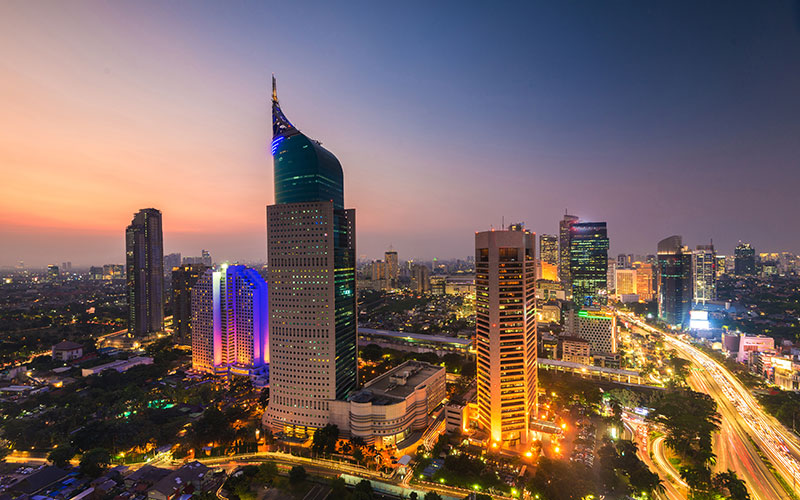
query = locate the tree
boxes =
[48,446,76,468]
[649,389,720,465]
[713,470,750,500]
[352,480,374,500]
[424,492,442,500]
[409,492,418,500]
[361,344,383,363]
[79,448,110,477]
[312,424,339,455]
[289,465,307,484]
[255,461,278,483]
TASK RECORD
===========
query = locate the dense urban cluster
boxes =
[1,77,799,500]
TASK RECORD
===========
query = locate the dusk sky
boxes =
[2,1,799,267]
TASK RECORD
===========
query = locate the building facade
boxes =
[265,78,357,435]
[565,309,617,354]
[693,244,716,304]
[633,262,655,301]
[172,264,208,345]
[569,222,609,307]
[190,265,269,377]
[329,361,445,447]
[657,236,692,328]
[475,226,537,446]
[734,242,756,276]
[126,208,164,336]
[558,214,579,287]
[539,234,558,266]
[615,268,637,296]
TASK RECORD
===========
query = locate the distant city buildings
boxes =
[265,78,357,436]
[172,263,208,345]
[182,250,212,267]
[164,253,182,273]
[410,263,431,293]
[657,235,692,328]
[475,225,537,445]
[569,222,609,306]
[734,242,756,276]
[126,208,164,336]
[190,265,268,377]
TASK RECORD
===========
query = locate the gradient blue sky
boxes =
[1,1,799,266]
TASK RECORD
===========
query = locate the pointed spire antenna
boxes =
[272,74,278,102]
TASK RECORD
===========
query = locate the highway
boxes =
[621,311,800,499]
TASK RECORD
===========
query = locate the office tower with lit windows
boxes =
[657,236,692,328]
[539,234,558,266]
[693,243,716,304]
[715,255,727,278]
[191,265,268,376]
[46,264,59,281]
[265,77,357,436]
[558,214,579,286]
[633,262,655,301]
[475,225,537,446]
[569,222,609,306]
[172,263,208,345]
[126,208,164,336]
[615,268,637,296]
[734,242,756,276]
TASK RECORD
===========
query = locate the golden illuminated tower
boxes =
[475,225,537,446]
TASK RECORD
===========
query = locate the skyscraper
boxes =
[475,225,537,446]
[539,234,558,266]
[633,262,655,301]
[410,263,431,293]
[172,263,208,345]
[558,214,579,286]
[126,208,164,336]
[657,236,692,328]
[734,242,756,276]
[191,265,268,377]
[265,77,357,436]
[693,243,716,304]
[569,222,609,306]
[385,250,399,289]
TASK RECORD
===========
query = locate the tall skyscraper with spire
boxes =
[126,208,164,336]
[265,77,357,436]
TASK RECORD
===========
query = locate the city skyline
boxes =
[3,2,800,266]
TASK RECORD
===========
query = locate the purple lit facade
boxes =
[191,265,268,378]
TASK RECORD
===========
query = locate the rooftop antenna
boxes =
[272,73,278,102]
[502,215,505,229]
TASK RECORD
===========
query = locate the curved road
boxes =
[621,312,799,500]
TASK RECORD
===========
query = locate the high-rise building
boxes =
[633,262,655,301]
[385,250,399,289]
[201,249,212,266]
[734,242,756,276]
[715,255,727,278]
[126,208,164,336]
[657,236,692,328]
[265,77,357,436]
[558,214,579,287]
[539,234,558,266]
[615,268,637,296]
[569,222,609,306]
[616,254,627,269]
[173,263,208,345]
[61,262,72,272]
[475,225,537,446]
[410,264,430,293]
[191,265,268,377]
[606,259,617,293]
[693,244,716,304]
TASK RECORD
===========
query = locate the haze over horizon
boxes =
[2,1,800,267]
